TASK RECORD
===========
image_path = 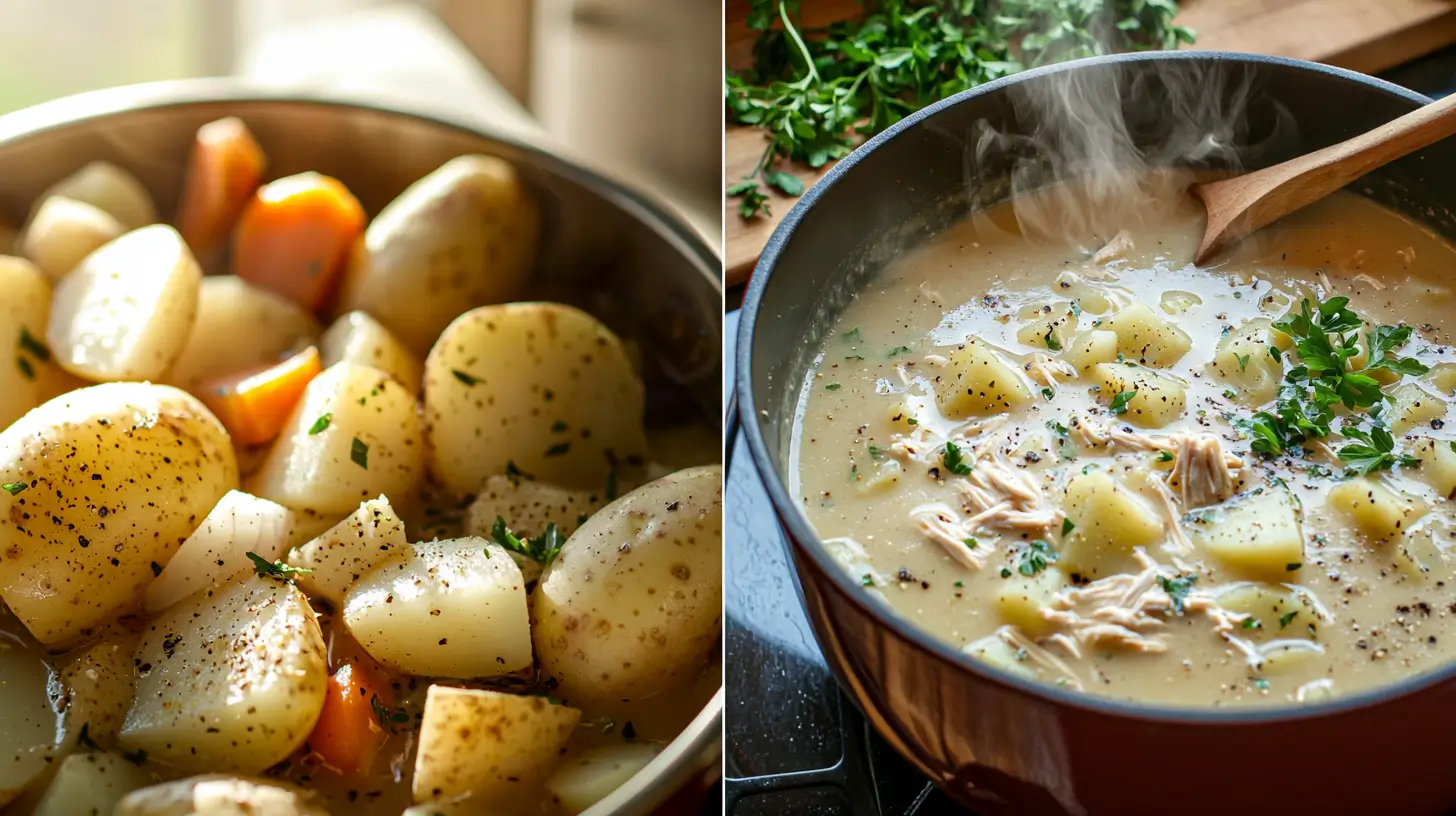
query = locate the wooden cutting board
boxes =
[724,0,1456,288]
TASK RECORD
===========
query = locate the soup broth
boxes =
[793,176,1456,707]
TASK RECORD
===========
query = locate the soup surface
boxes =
[793,175,1456,707]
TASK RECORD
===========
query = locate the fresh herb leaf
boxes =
[350,437,369,469]
[1,481,25,496]
[963,537,978,549]
[1044,327,1062,351]
[1109,389,1137,415]
[861,573,874,586]
[1337,421,1418,476]
[247,551,312,580]
[728,178,771,219]
[371,694,410,733]
[1157,574,1197,615]
[308,413,332,435]
[150,561,163,577]
[941,441,972,475]
[888,345,913,358]
[824,383,842,391]
[1041,386,1054,400]
[1235,352,1250,372]
[868,444,885,460]
[1157,450,1174,463]
[545,441,572,457]
[767,169,805,196]
[1242,617,1262,630]
[1061,517,1075,537]
[489,517,565,568]
[1016,539,1057,576]
[844,327,862,344]
[1279,611,1298,629]
[452,369,482,386]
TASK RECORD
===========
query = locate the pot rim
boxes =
[736,49,1452,726]
[0,77,723,814]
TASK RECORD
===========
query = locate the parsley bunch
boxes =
[1241,296,1428,475]
[726,0,1194,218]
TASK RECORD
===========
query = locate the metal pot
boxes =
[736,51,1456,816]
[0,79,722,816]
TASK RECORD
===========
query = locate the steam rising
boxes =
[964,58,1297,246]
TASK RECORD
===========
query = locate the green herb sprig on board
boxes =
[726,0,1194,218]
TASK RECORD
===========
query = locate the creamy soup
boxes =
[793,174,1456,707]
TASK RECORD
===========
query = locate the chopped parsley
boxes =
[1,481,26,496]
[544,441,571,457]
[1061,518,1075,537]
[824,383,842,391]
[350,437,369,469]
[963,537,978,549]
[1016,539,1057,577]
[307,413,332,435]
[867,444,885,460]
[1109,389,1136,415]
[1279,610,1299,629]
[844,327,863,343]
[77,722,101,750]
[1043,327,1062,351]
[888,345,913,358]
[489,517,564,568]
[1253,679,1270,690]
[15,356,33,381]
[246,551,312,580]
[860,573,874,586]
[18,328,48,361]
[1041,386,1055,400]
[1242,617,1262,630]
[1157,450,1174,463]
[1157,574,1197,615]
[941,441,973,475]
[371,694,410,733]
[150,561,163,577]
[1046,420,1077,460]
[1337,421,1418,476]
[451,369,482,386]
[1235,352,1250,372]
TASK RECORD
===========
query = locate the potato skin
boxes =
[335,154,540,355]
[423,303,647,496]
[533,465,722,702]
[0,382,237,646]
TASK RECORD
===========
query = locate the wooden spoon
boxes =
[1191,92,1456,264]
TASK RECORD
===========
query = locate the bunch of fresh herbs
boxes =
[726,0,1194,218]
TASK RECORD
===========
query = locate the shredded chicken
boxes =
[1143,473,1195,558]
[914,503,991,569]
[1072,413,1242,471]
[953,454,1063,535]
[1024,353,1076,388]
[1318,269,1334,294]
[1169,433,1235,508]
[1398,245,1416,264]
[885,415,1006,465]
[1091,229,1134,264]
[994,626,1085,690]
[1295,678,1336,703]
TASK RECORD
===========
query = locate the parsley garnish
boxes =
[861,573,874,586]
[371,694,411,733]
[1157,574,1197,615]
[867,444,885,460]
[1044,327,1062,351]
[824,383,842,391]
[1109,389,1137,415]
[307,413,332,435]
[490,517,564,568]
[1,481,26,496]
[1235,352,1250,372]
[16,356,33,381]
[246,551,312,580]
[963,537,978,549]
[1061,518,1075,537]
[452,369,482,386]
[844,327,862,344]
[1157,450,1174,463]
[888,345,913,358]
[1242,617,1262,630]
[350,437,369,469]
[1337,421,1418,476]
[1016,539,1057,577]
[150,561,163,577]
[1279,610,1299,629]
[941,441,972,475]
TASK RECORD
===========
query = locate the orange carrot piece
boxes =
[309,661,395,778]
[201,345,321,447]
[176,117,267,261]
[232,172,365,310]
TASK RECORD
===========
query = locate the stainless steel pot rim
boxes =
[0,78,723,813]
[736,49,1454,725]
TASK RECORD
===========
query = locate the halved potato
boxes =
[114,776,329,816]
[412,686,580,805]
[335,155,540,355]
[423,303,647,495]
[48,225,202,382]
[20,196,125,282]
[1015,302,1077,352]
[33,161,157,230]
[0,382,237,646]
[165,276,320,393]
[118,576,327,774]
[144,490,292,613]
[546,743,661,815]
[320,310,422,394]
[287,495,406,605]
[251,362,424,516]
[1190,488,1304,579]
[962,630,1037,680]
[344,536,531,677]
[0,644,64,807]
[934,339,1032,419]
[55,626,140,748]
[33,752,157,816]
[0,255,53,430]
[534,466,722,702]
[1411,437,1456,499]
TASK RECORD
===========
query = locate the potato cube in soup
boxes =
[1426,361,1456,394]
[288,495,406,605]
[962,630,1037,680]
[1328,477,1429,543]
[54,626,141,748]
[1412,437,1456,499]
[251,362,424,516]
[1214,583,1307,632]
[1190,488,1305,579]
[412,686,580,805]
[934,339,1032,420]
[0,644,65,808]
[1060,329,1118,374]
[165,276,320,393]
[320,310,422,394]
[20,196,124,282]
[335,155,541,355]
[143,490,294,613]
[114,776,329,816]
[48,225,202,381]
[0,256,52,430]
[1388,382,1447,435]
[343,537,533,677]
[1210,318,1283,405]
[0,382,237,646]
[1058,470,1164,578]
[423,303,647,495]
[1015,303,1077,352]
[546,744,661,815]
[118,576,327,774]
[33,161,157,230]
[32,752,156,816]
[1091,363,1186,429]
[995,568,1063,637]
[1099,301,1191,367]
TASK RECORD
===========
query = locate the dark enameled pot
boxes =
[736,52,1456,816]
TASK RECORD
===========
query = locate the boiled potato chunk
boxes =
[1091,363,1186,429]
[144,490,293,613]
[320,310,421,394]
[423,303,646,495]
[1210,318,1283,405]
[56,626,141,748]
[547,743,661,815]
[0,645,64,807]
[48,225,202,381]
[21,196,125,282]
[962,630,1036,679]
[0,382,237,646]
[0,256,53,429]
[1412,437,1456,499]
[251,362,424,516]
[935,339,1032,420]
[343,536,532,677]
[995,568,1063,637]
[1190,488,1304,578]
[1060,329,1118,374]
[465,476,604,584]
[1100,301,1191,367]
[1329,478,1429,543]
[165,276,319,392]
[114,776,329,816]
[1016,303,1077,352]
[335,155,540,355]
[1426,361,1456,394]
[118,576,327,774]
[33,752,157,816]
[413,686,580,805]
[34,161,157,230]
[1214,582,1305,632]
[886,399,919,432]
[288,495,405,605]
[1058,471,1164,578]
[1395,524,1449,581]
[1388,382,1447,435]
[534,466,722,702]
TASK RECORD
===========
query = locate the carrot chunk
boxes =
[308,660,397,778]
[233,172,364,310]
[201,345,321,446]
[176,117,266,260]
